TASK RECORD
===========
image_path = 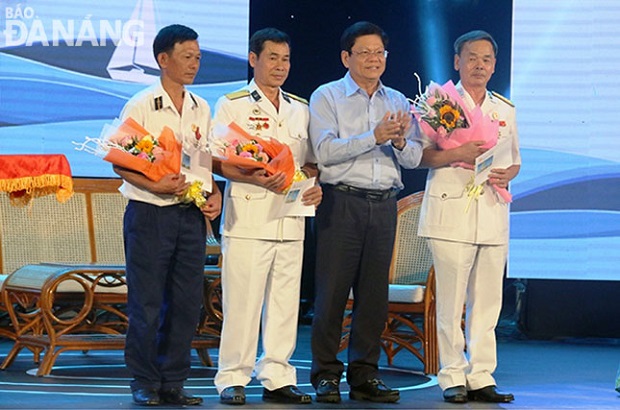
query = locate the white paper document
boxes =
[271,177,316,219]
[474,138,513,186]
[181,148,213,193]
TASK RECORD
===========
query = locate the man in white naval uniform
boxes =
[212,28,322,406]
[417,30,521,404]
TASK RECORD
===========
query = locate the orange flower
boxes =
[134,135,155,155]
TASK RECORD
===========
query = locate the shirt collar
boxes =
[247,79,288,103]
[455,80,496,108]
[344,71,386,98]
[153,79,197,111]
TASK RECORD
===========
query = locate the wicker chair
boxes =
[339,191,438,374]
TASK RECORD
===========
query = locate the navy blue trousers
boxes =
[310,187,397,387]
[123,200,206,391]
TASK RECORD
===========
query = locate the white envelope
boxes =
[270,177,316,219]
[474,138,513,186]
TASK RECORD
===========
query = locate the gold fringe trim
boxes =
[464,176,484,213]
[0,174,74,207]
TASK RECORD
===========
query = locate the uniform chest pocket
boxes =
[230,182,268,200]
[427,182,465,200]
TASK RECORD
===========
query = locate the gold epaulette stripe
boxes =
[285,92,308,105]
[491,91,514,107]
[225,90,250,100]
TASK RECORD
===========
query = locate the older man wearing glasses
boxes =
[308,21,422,404]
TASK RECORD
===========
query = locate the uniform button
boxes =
[245,194,251,200]
[480,189,485,195]
[441,193,447,199]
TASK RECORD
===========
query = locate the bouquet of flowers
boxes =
[74,118,208,207]
[74,117,181,182]
[212,122,296,190]
[413,81,469,137]
[411,79,511,204]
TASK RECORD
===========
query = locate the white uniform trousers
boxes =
[214,236,303,393]
[428,238,507,391]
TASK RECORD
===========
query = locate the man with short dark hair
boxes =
[308,21,422,404]
[418,30,520,404]
[114,24,221,406]
[212,27,321,406]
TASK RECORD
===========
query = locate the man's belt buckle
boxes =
[366,191,384,201]
[335,184,396,201]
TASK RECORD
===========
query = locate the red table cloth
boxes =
[0,154,73,206]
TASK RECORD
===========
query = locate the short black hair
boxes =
[249,28,291,57]
[152,24,199,61]
[454,30,498,56]
[340,21,389,53]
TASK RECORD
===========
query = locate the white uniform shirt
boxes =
[418,82,521,245]
[213,79,313,241]
[118,80,211,206]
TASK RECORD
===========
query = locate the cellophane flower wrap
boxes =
[212,122,295,190]
[411,79,511,204]
[74,117,181,182]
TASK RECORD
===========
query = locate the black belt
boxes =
[329,183,399,201]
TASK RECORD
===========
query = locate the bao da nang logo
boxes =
[2,0,160,84]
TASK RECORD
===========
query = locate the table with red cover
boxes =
[0,154,73,206]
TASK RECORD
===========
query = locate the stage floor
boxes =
[0,323,618,409]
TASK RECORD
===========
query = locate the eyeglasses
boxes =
[349,49,389,59]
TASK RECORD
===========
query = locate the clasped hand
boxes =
[245,168,322,207]
[154,173,190,196]
[488,166,518,189]
[244,168,287,193]
[374,111,411,148]
[301,185,322,208]
[457,140,488,165]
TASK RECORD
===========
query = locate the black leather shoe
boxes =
[315,379,341,403]
[220,386,246,405]
[132,388,160,406]
[468,385,514,403]
[443,385,468,403]
[159,387,203,405]
[349,379,400,403]
[262,385,312,404]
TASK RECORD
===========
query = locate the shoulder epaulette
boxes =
[491,91,514,107]
[284,92,308,105]
[225,90,250,100]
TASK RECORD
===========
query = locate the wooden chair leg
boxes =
[0,341,26,370]
[196,348,214,367]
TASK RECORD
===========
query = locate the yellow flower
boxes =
[282,168,308,194]
[293,168,308,183]
[439,104,460,129]
[241,143,259,155]
[179,181,207,208]
[135,135,155,154]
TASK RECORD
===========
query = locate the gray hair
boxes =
[454,30,497,56]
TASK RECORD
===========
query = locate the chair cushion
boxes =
[388,284,426,304]
[56,280,127,294]
[348,284,426,304]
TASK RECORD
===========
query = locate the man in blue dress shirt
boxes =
[308,21,422,404]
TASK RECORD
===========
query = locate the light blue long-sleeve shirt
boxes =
[309,72,422,191]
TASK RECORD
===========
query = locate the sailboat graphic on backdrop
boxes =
[106,0,159,83]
